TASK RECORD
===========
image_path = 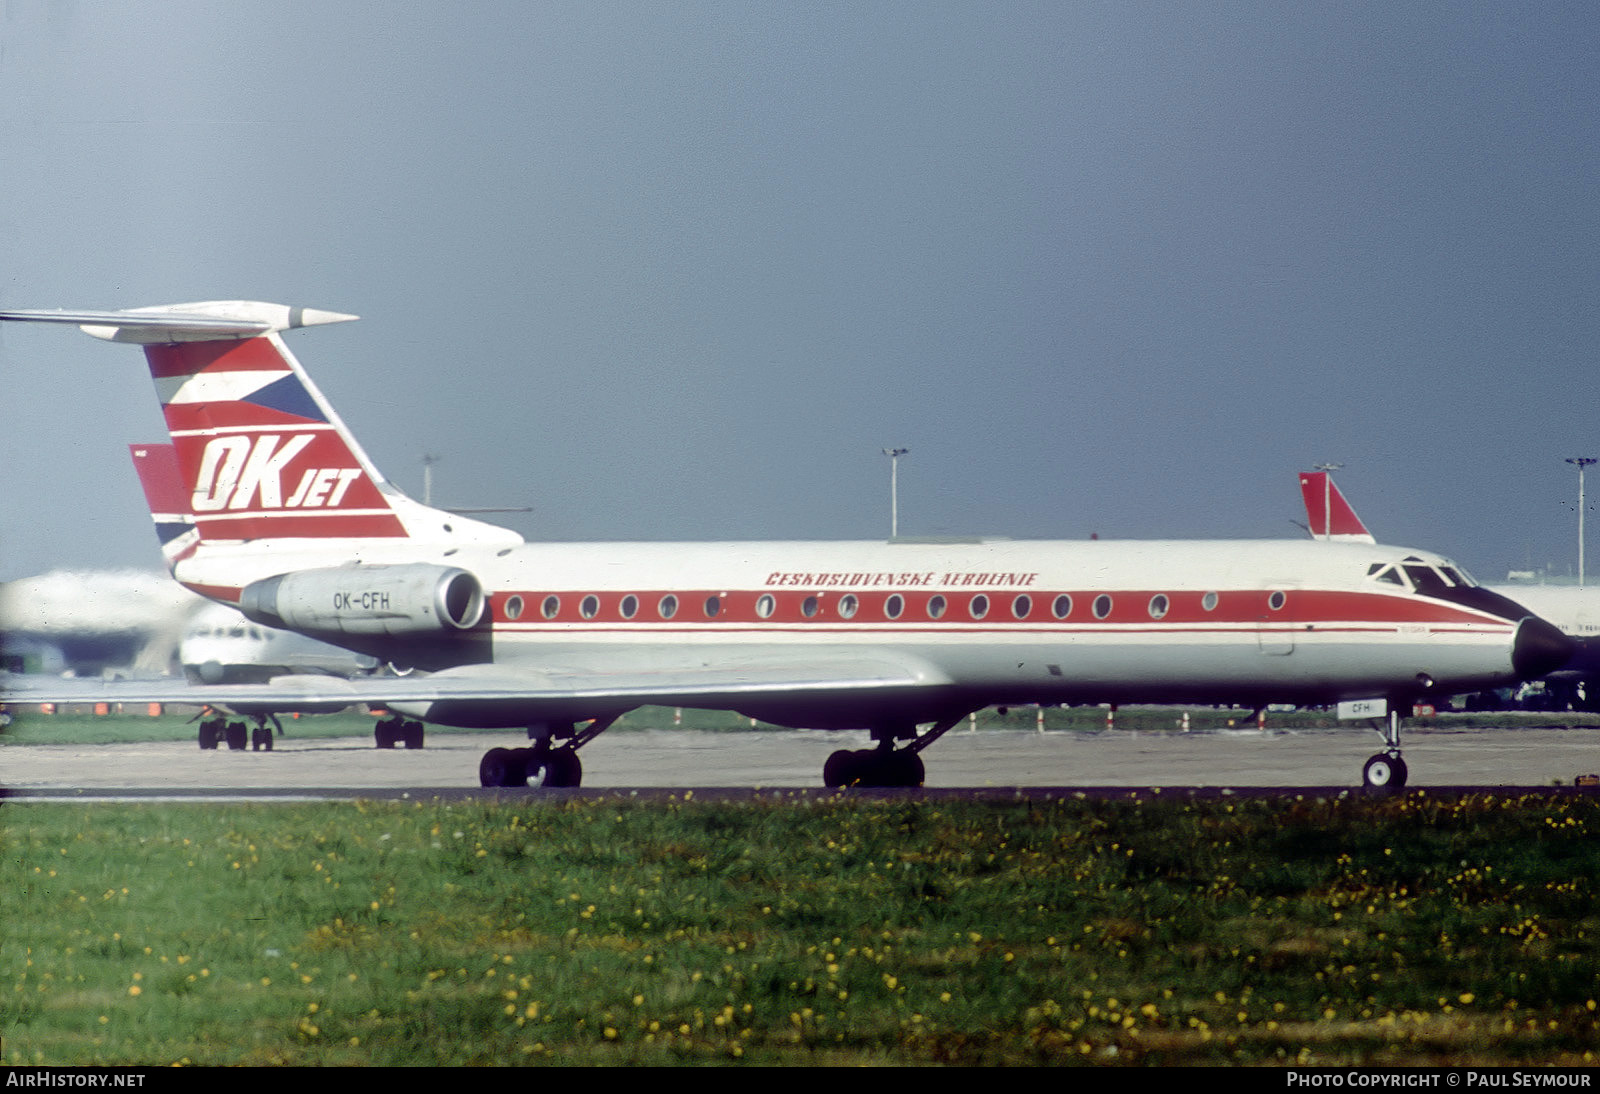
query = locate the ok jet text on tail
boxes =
[0,302,1573,788]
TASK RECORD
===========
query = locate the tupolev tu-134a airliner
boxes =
[0,302,1573,789]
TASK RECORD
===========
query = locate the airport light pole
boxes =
[1313,462,1343,541]
[1568,457,1597,586]
[422,453,440,507]
[883,448,909,539]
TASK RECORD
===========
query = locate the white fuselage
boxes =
[174,535,1532,728]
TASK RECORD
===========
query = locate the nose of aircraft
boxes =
[1512,616,1576,680]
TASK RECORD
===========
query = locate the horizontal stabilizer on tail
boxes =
[0,302,357,343]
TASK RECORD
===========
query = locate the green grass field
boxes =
[3,792,1598,1066]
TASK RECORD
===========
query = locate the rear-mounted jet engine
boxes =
[240,563,486,636]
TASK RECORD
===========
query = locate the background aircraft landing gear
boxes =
[248,713,281,751]
[374,716,425,749]
[197,716,225,750]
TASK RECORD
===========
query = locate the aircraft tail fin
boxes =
[4,303,523,551]
[1298,470,1376,544]
[129,442,197,574]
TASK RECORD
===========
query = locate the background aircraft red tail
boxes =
[1298,470,1376,544]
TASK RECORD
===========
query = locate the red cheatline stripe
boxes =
[180,581,244,604]
[484,588,1507,627]
[194,511,407,540]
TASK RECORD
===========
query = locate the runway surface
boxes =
[4,724,1599,800]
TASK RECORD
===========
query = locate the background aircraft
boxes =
[0,568,197,678]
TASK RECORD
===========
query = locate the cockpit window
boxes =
[1402,563,1453,598]
[1367,563,1406,587]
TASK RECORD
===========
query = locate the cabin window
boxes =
[1052,594,1072,619]
[802,595,820,618]
[1093,594,1112,619]
[1012,594,1032,619]
[580,595,600,619]
[1267,590,1286,611]
[756,594,776,619]
[704,595,722,619]
[969,594,990,619]
[1202,591,1219,612]
[1148,594,1169,619]
[839,594,859,619]
[541,595,560,619]
[505,595,524,621]
[658,594,678,619]
[885,594,905,619]
[928,595,947,619]
[620,594,639,619]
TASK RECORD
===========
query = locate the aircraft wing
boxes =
[1,649,953,715]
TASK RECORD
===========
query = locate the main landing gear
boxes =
[195,711,281,751]
[478,715,620,789]
[1362,709,1409,791]
[823,744,924,788]
[373,715,425,749]
[822,716,965,788]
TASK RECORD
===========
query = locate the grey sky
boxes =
[3,2,1599,583]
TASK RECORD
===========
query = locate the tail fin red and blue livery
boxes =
[129,442,197,573]
[150,326,405,542]
[1298,470,1376,544]
[3,302,520,555]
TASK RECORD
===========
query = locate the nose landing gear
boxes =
[1362,750,1408,789]
[1362,709,1409,790]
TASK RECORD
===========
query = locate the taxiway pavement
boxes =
[3,724,1597,795]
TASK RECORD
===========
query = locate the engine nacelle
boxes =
[239,563,486,637]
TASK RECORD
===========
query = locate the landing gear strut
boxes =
[1362,709,1409,790]
[822,715,965,788]
[478,715,619,788]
